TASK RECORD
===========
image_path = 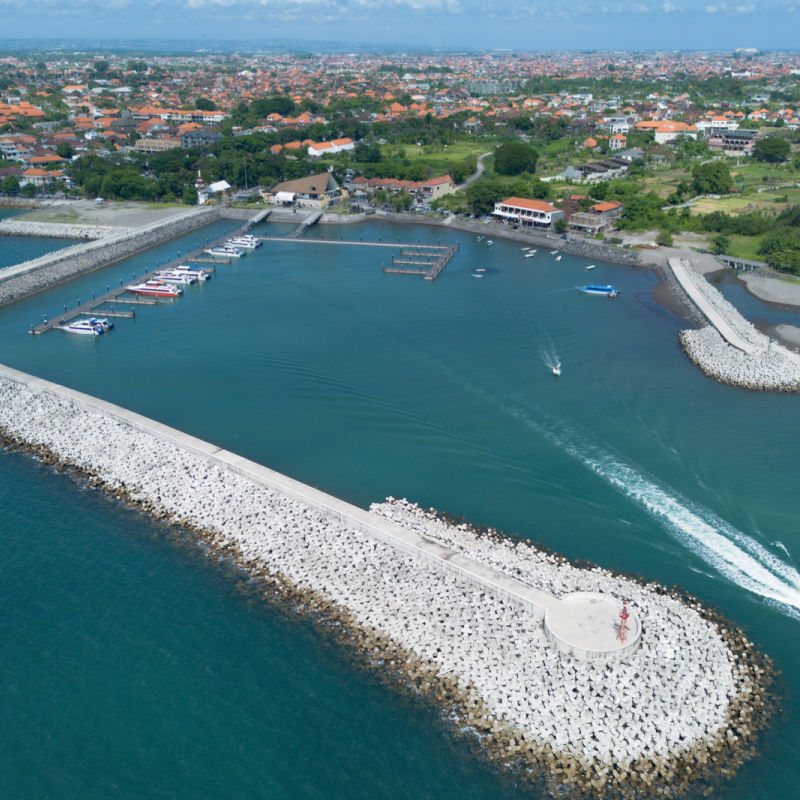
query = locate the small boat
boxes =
[525,251,536,259]
[550,250,559,255]
[555,255,562,262]
[227,237,259,249]
[89,316,114,332]
[175,265,211,280]
[586,264,596,270]
[577,284,619,298]
[486,240,494,246]
[471,271,485,279]
[127,280,182,298]
[62,318,104,335]
[204,247,243,258]
[521,246,530,251]
[476,235,484,241]
[552,365,561,376]
[474,268,486,273]
[154,270,198,285]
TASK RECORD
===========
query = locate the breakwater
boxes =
[0,206,219,309]
[671,259,800,391]
[0,219,130,239]
[0,363,773,798]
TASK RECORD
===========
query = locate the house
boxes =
[414,175,455,201]
[492,197,563,230]
[267,172,341,208]
[568,201,624,235]
[180,128,222,149]
[20,168,66,188]
[708,129,759,156]
[609,134,627,151]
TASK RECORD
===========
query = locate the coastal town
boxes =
[1,42,799,800]
[1,47,799,273]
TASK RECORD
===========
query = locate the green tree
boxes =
[692,161,732,195]
[753,136,790,163]
[465,178,505,215]
[711,233,730,255]
[195,97,217,111]
[656,230,673,247]
[56,142,74,159]
[1,175,19,194]
[494,141,538,176]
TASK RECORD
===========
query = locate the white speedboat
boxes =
[471,271,485,279]
[154,270,198,285]
[555,255,562,261]
[550,250,559,255]
[525,251,537,258]
[552,365,561,376]
[486,240,494,246]
[586,264,596,270]
[228,236,260,249]
[89,316,114,332]
[521,246,530,251]
[127,280,182,298]
[62,318,104,335]
[204,247,243,258]
[577,284,619,298]
[175,265,211,280]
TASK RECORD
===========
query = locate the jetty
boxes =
[0,362,772,799]
[29,214,261,334]
[257,236,459,280]
[287,209,323,239]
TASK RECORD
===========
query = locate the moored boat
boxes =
[154,270,198,285]
[62,318,104,335]
[89,316,114,332]
[127,280,182,298]
[204,247,243,258]
[175,265,211,280]
[577,284,619,298]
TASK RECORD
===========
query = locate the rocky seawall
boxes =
[675,266,800,392]
[0,364,773,799]
[0,207,219,309]
[0,219,131,239]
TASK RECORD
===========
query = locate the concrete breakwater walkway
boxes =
[0,363,772,797]
[670,258,800,391]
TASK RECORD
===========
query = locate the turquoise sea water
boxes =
[0,207,80,266]
[1,219,799,798]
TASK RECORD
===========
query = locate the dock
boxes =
[256,236,458,280]
[287,210,323,239]
[30,211,265,334]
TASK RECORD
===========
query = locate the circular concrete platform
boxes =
[544,592,641,660]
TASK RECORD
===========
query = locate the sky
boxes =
[0,0,796,51]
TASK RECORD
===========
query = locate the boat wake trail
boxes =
[504,402,800,620]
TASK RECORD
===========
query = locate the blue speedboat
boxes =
[577,284,619,298]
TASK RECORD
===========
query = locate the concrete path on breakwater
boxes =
[669,257,761,356]
[0,361,638,661]
[0,363,770,797]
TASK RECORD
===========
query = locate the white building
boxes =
[492,197,563,230]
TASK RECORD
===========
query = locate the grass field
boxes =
[381,141,492,167]
[690,187,800,216]
[725,234,767,261]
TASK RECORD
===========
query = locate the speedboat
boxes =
[175,265,211,280]
[550,250,559,255]
[127,280,182,298]
[486,240,494,246]
[62,318,104,335]
[525,251,536,258]
[204,246,243,258]
[476,235,484,241]
[553,365,561,376]
[228,236,260,249]
[89,316,114,332]
[471,271,484,279]
[555,255,562,262]
[577,284,619,298]
[154,270,198,285]
[521,246,530,251]
[474,267,486,273]
[586,264,596,270]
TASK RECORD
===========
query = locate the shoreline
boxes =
[0,363,775,800]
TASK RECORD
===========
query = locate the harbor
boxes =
[0,209,796,800]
